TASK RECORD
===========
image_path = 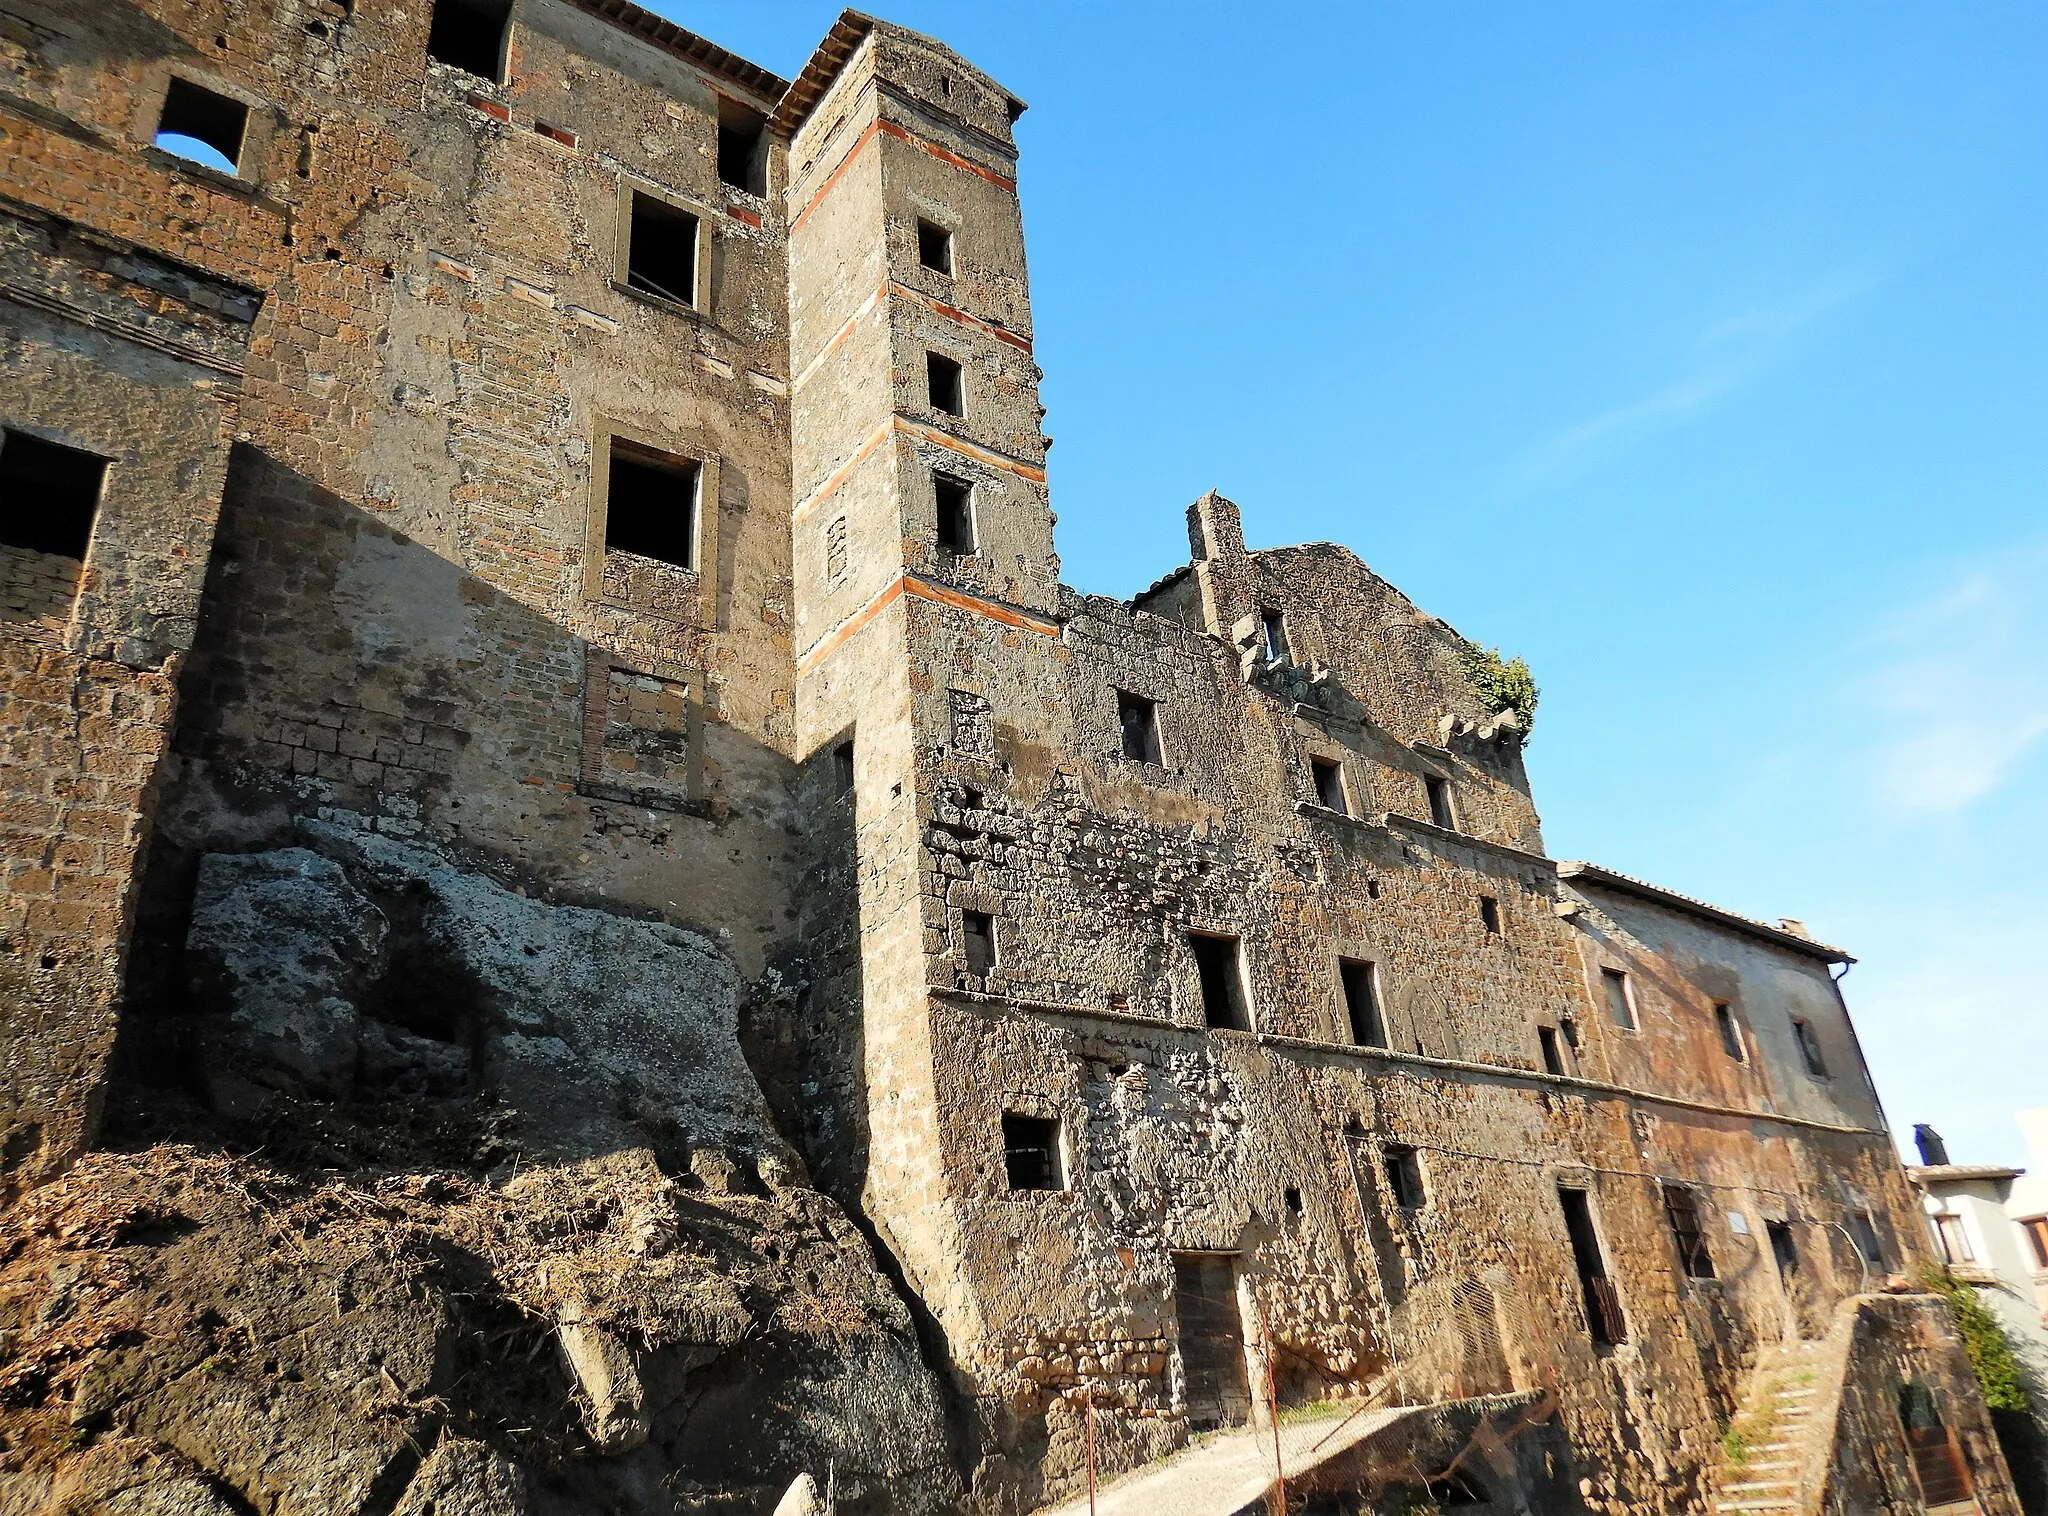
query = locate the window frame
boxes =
[1661,1182,1717,1280]
[916,217,956,276]
[1114,688,1163,765]
[1424,773,1456,831]
[1338,957,1385,1048]
[934,471,976,556]
[1791,1017,1830,1078]
[1000,1110,1067,1193]
[584,418,720,626]
[0,427,109,564]
[577,653,705,811]
[1309,755,1349,815]
[925,350,966,417]
[1713,1001,1747,1062]
[1600,967,1638,1031]
[1189,930,1252,1033]
[424,0,512,82]
[614,179,714,314]
[1383,1143,1426,1211]
[959,907,998,978]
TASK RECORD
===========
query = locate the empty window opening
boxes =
[926,351,964,416]
[0,431,106,560]
[1339,959,1385,1049]
[1310,757,1347,814]
[1792,1017,1828,1077]
[1538,1025,1566,1076]
[1600,968,1636,1030]
[1283,1185,1303,1215]
[1383,1144,1425,1210]
[155,78,248,175]
[960,909,996,977]
[824,515,848,584]
[960,786,984,811]
[1190,932,1250,1032]
[425,0,509,80]
[603,443,698,571]
[1479,895,1501,935]
[831,739,855,797]
[1898,1381,1973,1508]
[934,473,975,554]
[1001,1112,1063,1191]
[1116,689,1161,764]
[2025,1217,2048,1272]
[1933,1213,1973,1267]
[916,218,954,275]
[1713,1002,1745,1062]
[1767,1218,1801,1276]
[1424,774,1455,830]
[716,100,767,194]
[1558,1187,1625,1345]
[625,192,699,307]
[1662,1185,1715,1279]
[1849,1210,1886,1269]
[1260,606,1290,664]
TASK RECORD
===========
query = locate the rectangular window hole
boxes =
[1002,1112,1064,1192]
[716,100,767,194]
[426,0,509,80]
[1424,774,1455,831]
[604,442,698,570]
[935,472,975,554]
[626,192,699,307]
[155,77,248,175]
[1479,895,1501,934]
[1714,1002,1745,1062]
[1310,757,1347,814]
[1190,932,1250,1032]
[0,430,107,561]
[1115,689,1160,764]
[1384,1144,1424,1210]
[1538,1025,1566,1076]
[832,739,855,798]
[926,351,964,416]
[960,909,996,976]
[1663,1184,1716,1279]
[1601,968,1636,1030]
[1260,606,1289,664]
[1339,958,1384,1049]
[1793,1017,1829,1077]
[916,218,954,275]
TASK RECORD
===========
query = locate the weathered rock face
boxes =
[0,823,958,1515]
[183,821,792,1174]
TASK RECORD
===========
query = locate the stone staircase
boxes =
[1708,1338,1834,1516]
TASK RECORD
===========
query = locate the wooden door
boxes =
[1173,1253,1251,1429]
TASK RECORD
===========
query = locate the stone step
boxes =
[1715,1502,1798,1513]
[1720,1480,1799,1495]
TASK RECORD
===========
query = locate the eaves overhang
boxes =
[564,0,790,107]
[1558,860,1854,965]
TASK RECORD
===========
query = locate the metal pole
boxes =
[1084,1391,1098,1516]
[1260,1295,1286,1515]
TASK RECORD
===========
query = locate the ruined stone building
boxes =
[0,2,2024,1513]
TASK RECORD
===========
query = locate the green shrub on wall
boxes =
[1457,640,1540,734]
[1926,1268,2030,1413]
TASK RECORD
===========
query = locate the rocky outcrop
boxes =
[0,821,959,1514]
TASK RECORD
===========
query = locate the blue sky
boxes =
[665,3,2048,1166]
